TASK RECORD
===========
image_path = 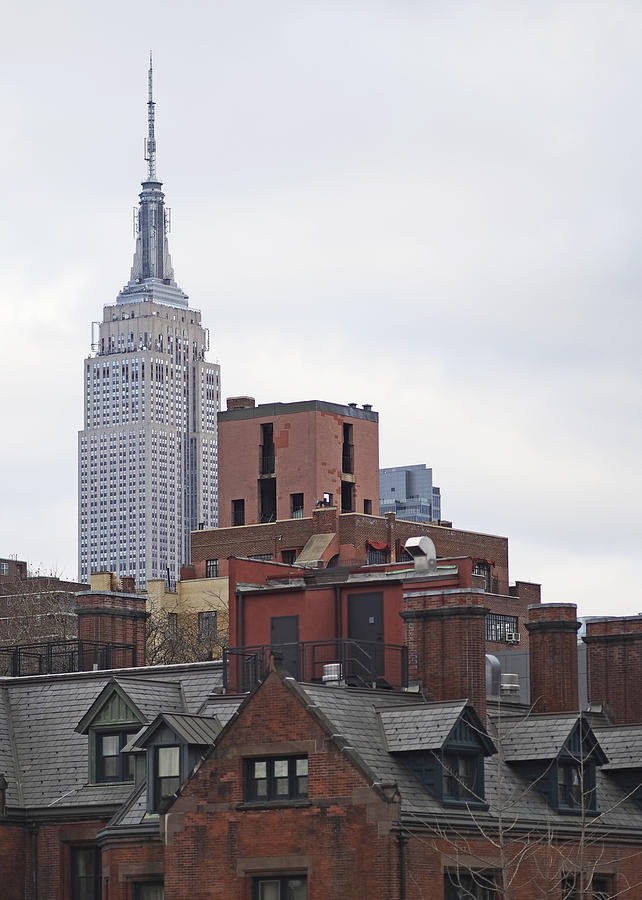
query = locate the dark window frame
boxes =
[562,873,612,899]
[232,499,245,527]
[245,755,308,803]
[70,845,101,900]
[198,610,218,642]
[290,492,304,518]
[154,744,181,812]
[205,558,219,578]
[444,869,497,899]
[556,757,596,813]
[442,749,484,804]
[485,613,518,643]
[94,729,136,783]
[133,883,165,900]
[474,560,492,591]
[252,874,307,900]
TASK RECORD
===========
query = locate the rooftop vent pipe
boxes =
[404,536,437,572]
[500,673,520,696]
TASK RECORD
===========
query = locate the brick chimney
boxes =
[401,592,488,721]
[76,575,148,668]
[312,505,339,534]
[584,616,642,724]
[525,603,580,713]
[226,396,255,410]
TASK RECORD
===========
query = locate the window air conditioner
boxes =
[506,632,520,643]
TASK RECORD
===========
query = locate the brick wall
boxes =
[190,511,510,592]
[401,591,489,721]
[36,819,106,900]
[585,616,642,723]
[163,673,400,900]
[101,839,164,900]
[0,822,28,900]
[217,402,380,528]
[526,604,580,713]
[76,591,148,666]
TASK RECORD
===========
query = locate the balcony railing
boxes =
[341,445,354,474]
[224,638,408,693]
[259,448,275,475]
[0,640,138,677]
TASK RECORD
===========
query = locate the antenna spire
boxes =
[144,51,157,181]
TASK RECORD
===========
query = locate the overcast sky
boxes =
[1,1,640,616]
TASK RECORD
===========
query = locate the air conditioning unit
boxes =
[506,632,520,644]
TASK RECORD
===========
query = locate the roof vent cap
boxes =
[404,536,437,572]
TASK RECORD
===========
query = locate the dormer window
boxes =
[557,761,582,809]
[96,730,137,783]
[75,680,148,786]
[125,712,222,815]
[443,752,480,802]
[380,701,496,809]
[155,745,180,811]
[496,713,605,816]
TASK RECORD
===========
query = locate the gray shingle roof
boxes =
[494,713,583,761]
[379,701,468,752]
[129,713,222,750]
[0,661,222,811]
[112,677,185,720]
[104,782,152,829]
[198,692,244,726]
[289,681,642,833]
[593,724,642,770]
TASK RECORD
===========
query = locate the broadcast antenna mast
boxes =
[144,51,157,181]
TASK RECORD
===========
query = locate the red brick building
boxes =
[2,599,642,898]
[216,398,380,528]
[223,546,537,695]
[190,504,521,592]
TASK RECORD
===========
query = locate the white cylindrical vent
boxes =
[322,663,343,685]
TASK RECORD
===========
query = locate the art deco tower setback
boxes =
[78,60,219,586]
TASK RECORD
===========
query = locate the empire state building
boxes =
[78,60,219,586]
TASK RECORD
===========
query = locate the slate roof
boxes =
[379,701,468,752]
[131,713,222,750]
[75,677,186,734]
[0,660,222,811]
[198,692,245,726]
[593,724,642,770]
[493,713,585,762]
[288,681,642,834]
[104,782,152,830]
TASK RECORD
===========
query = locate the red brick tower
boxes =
[217,398,380,527]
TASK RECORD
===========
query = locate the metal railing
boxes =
[0,640,138,677]
[224,639,408,693]
[342,445,354,474]
[259,449,275,475]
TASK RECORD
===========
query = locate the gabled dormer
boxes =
[379,700,496,807]
[593,723,642,808]
[498,713,608,815]
[127,713,221,813]
[75,676,185,785]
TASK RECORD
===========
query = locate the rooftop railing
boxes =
[0,640,138,677]
[224,638,408,693]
